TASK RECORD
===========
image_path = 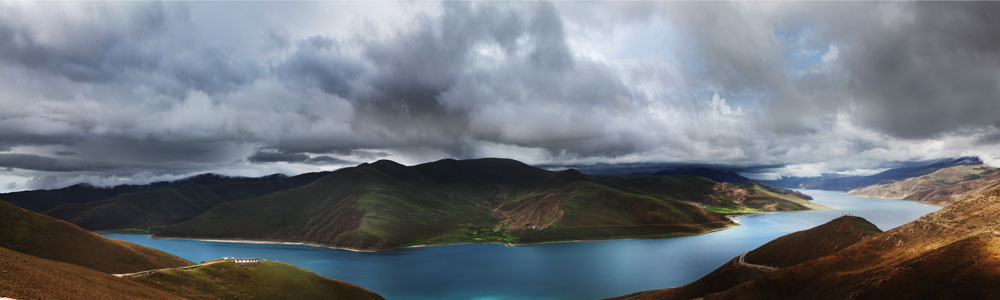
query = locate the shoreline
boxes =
[116,222,742,253]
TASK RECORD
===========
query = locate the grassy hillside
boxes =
[130,261,384,300]
[614,216,882,300]
[160,158,818,250]
[596,175,824,214]
[849,164,1000,205]
[40,172,328,230]
[0,246,183,300]
[160,161,496,250]
[665,185,1000,299]
[0,200,192,274]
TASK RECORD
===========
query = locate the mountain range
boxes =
[2,158,820,251]
[762,157,982,191]
[158,158,821,250]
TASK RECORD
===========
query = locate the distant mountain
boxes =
[158,158,820,250]
[0,200,191,274]
[130,260,384,300]
[652,167,751,184]
[42,171,329,231]
[763,156,982,191]
[620,184,1000,299]
[614,216,882,300]
[850,164,1000,205]
[0,173,311,213]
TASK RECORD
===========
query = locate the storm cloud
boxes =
[0,1,999,191]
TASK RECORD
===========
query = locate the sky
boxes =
[1,1,999,191]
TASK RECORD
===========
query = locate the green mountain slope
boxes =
[0,200,192,274]
[159,158,818,250]
[41,172,328,231]
[130,261,384,300]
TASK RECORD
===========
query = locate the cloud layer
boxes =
[0,2,998,190]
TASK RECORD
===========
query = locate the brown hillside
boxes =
[0,200,192,274]
[849,164,1000,205]
[0,246,181,300]
[614,216,882,300]
[708,186,1000,299]
[130,261,385,300]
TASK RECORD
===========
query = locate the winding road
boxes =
[737,251,778,272]
[113,261,223,278]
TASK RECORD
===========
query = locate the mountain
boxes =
[849,164,1000,205]
[652,167,751,184]
[158,158,819,250]
[621,184,1000,299]
[1,173,327,215]
[764,156,982,191]
[129,260,384,300]
[42,171,329,231]
[614,216,882,300]
[0,246,183,300]
[596,175,822,215]
[0,200,191,274]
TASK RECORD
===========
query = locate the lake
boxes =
[105,190,939,300]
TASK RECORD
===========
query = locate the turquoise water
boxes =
[105,190,939,299]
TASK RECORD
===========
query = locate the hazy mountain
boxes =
[0,173,318,213]
[849,164,1000,205]
[763,157,983,191]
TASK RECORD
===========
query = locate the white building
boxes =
[225,257,259,264]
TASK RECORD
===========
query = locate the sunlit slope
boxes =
[130,261,384,300]
[850,164,1000,205]
[707,186,1000,299]
[0,200,192,274]
[0,246,182,300]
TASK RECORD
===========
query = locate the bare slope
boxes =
[849,164,1000,205]
[0,200,192,274]
[708,186,1000,299]
[0,246,182,300]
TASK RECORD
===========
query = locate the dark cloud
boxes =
[829,2,1000,138]
[1,1,999,190]
[247,151,309,164]
[0,153,112,172]
[248,150,356,165]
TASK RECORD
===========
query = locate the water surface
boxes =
[106,190,939,300]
